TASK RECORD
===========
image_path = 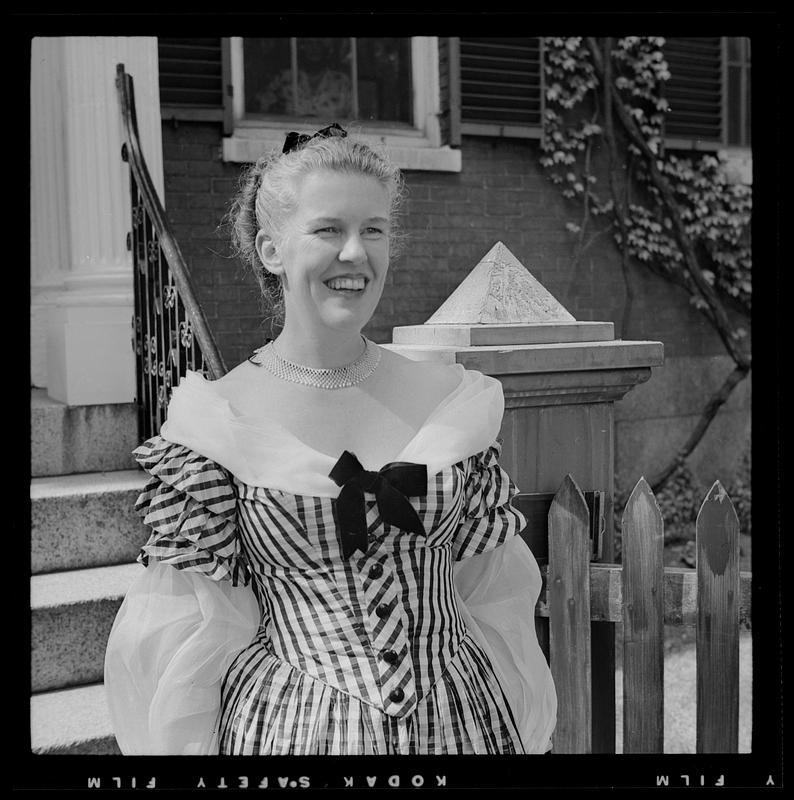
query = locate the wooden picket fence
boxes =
[531,474,751,754]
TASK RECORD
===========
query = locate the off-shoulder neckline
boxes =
[176,364,470,464]
[159,365,504,496]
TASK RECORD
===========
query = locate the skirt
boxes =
[218,631,525,755]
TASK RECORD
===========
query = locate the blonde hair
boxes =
[228,133,406,321]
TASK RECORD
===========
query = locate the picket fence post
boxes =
[547,474,592,753]
[621,477,665,752]
[542,472,748,754]
[695,480,741,753]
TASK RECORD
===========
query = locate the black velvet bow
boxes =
[330,450,427,559]
[282,122,348,154]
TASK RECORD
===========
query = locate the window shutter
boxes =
[158,38,225,122]
[663,37,723,145]
[438,37,461,147]
[459,37,543,138]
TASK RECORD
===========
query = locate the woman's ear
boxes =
[255,230,284,276]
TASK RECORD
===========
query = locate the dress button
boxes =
[381,649,398,664]
[389,688,404,703]
[375,602,391,618]
[368,563,383,579]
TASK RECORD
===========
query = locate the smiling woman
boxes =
[103,125,557,756]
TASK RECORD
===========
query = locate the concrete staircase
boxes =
[30,389,148,754]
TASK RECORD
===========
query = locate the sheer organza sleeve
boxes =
[454,535,557,754]
[104,562,260,754]
[103,436,260,754]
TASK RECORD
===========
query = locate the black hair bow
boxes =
[282,122,348,154]
[329,450,427,560]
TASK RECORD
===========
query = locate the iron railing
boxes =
[116,63,227,442]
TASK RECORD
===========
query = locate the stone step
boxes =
[31,682,120,755]
[31,470,150,574]
[31,388,140,477]
[31,562,142,693]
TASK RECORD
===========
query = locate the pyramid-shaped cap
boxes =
[426,241,576,324]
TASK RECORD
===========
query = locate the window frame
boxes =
[724,36,751,148]
[221,36,461,172]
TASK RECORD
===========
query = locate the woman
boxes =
[104,124,556,755]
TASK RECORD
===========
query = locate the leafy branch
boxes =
[541,36,752,492]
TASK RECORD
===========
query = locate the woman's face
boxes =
[257,169,391,338]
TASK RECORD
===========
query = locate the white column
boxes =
[31,36,164,404]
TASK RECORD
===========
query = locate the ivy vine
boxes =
[540,36,752,492]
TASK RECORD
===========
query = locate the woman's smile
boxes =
[323,275,369,293]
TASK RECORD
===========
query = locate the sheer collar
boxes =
[160,364,504,498]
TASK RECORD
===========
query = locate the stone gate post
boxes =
[387,241,664,752]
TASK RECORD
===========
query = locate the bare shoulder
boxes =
[377,346,462,405]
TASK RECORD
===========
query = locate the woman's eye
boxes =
[363,227,386,236]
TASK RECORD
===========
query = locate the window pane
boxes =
[727,64,743,145]
[356,38,413,124]
[295,38,353,119]
[243,38,293,115]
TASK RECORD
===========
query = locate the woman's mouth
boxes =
[324,277,368,293]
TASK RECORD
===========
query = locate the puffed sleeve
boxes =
[104,436,260,755]
[452,442,527,561]
[133,436,250,584]
[454,536,557,754]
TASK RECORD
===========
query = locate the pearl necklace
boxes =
[253,337,381,389]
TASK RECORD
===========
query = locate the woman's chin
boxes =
[318,309,374,334]
[318,300,379,331]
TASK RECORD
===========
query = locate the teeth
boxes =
[326,278,366,291]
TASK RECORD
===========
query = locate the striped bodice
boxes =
[234,463,471,718]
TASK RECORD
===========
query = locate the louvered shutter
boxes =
[158,38,227,124]
[663,37,724,145]
[459,38,543,138]
[438,37,462,147]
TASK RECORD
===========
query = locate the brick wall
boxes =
[161,122,749,485]
[161,123,729,365]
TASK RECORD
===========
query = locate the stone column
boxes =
[31,37,164,404]
[388,241,664,752]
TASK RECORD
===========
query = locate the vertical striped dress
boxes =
[132,432,528,755]
[106,365,556,755]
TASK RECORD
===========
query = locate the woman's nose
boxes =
[338,234,367,263]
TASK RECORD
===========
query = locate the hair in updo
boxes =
[228,133,406,321]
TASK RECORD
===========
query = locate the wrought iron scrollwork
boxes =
[118,63,226,442]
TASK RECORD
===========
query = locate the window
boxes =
[241,38,413,126]
[449,36,750,152]
[223,37,461,172]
